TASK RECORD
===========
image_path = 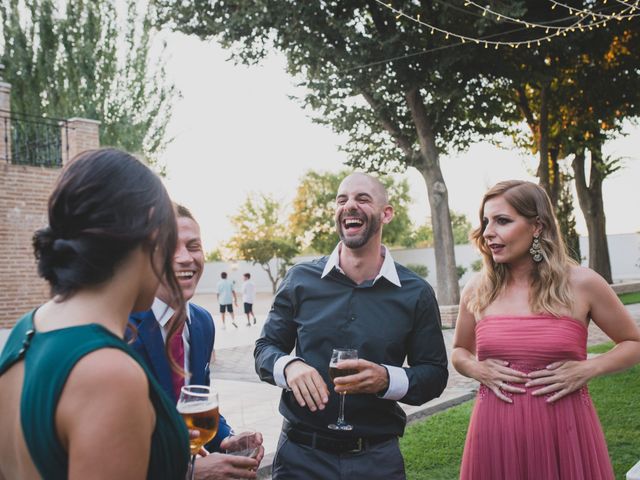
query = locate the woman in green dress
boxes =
[0,148,190,479]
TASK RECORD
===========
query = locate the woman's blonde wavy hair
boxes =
[467,180,576,317]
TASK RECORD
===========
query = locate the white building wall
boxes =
[580,233,639,282]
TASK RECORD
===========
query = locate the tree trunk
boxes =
[572,148,613,283]
[537,84,550,194]
[406,87,460,305]
[549,147,560,206]
[261,264,278,294]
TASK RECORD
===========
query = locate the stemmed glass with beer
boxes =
[177,385,219,480]
[328,348,358,431]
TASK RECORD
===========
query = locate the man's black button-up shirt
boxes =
[254,253,448,438]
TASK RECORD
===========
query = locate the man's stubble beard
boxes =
[336,214,382,249]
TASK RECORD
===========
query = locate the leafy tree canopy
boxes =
[450,211,472,245]
[227,193,300,293]
[0,0,177,166]
[205,248,223,263]
[479,5,639,282]
[409,210,471,248]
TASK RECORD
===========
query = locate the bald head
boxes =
[337,172,389,206]
[335,172,393,249]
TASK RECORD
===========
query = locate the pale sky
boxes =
[159,32,639,253]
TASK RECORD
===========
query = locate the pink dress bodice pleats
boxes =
[460,315,614,480]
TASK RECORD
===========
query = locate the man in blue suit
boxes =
[129,204,263,477]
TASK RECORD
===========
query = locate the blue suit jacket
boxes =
[128,303,232,452]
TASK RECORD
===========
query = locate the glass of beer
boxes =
[328,348,358,431]
[177,385,219,480]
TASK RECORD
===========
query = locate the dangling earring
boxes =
[529,234,543,263]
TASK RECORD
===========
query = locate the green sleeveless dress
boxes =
[0,310,189,480]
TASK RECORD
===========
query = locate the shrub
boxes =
[406,263,429,278]
[456,265,467,279]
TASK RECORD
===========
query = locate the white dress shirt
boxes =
[273,243,410,401]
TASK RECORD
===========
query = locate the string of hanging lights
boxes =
[547,0,639,19]
[462,0,637,30]
[374,0,639,50]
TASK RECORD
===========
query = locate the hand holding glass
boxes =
[328,348,358,431]
[225,430,261,471]
[177,385,219,480]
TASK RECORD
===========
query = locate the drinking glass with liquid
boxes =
[328,348,358,431]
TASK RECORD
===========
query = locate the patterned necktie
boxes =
[168,324,185,403]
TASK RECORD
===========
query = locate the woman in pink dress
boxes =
[452,180,640,480]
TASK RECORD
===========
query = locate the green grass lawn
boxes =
[401,343,639,479]
[619,291,640,305]
[400,402,472,480]
[588,341,615,354]
[591,363,640,477]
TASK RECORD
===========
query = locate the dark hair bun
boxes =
[33,228,114,292]
[32,227,58,281]
[33,148,177,299]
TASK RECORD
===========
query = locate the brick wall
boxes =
[0,164,59,327]
[0,118,100,328]
[0,77,100,327]
[62,118,101,163]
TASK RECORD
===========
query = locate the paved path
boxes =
[193,292,640,468]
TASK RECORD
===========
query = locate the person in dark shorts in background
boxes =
[217,271,238,328]
[242,273,257,326]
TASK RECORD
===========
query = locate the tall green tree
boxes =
[556,168,581,263]
[483,3,639,282]
[0,0,176,165]
[560,28,638,283]
[410,224,435,248]
[227,193,300,293]
[409,211,470,248]
[154,1,507,305]
[290,170,415,254]
[451,212,472,245]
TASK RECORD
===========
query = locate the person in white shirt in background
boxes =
[216,272,238,329]
[242,273,257,326]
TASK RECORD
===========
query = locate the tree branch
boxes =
[572,148,587,197]
[538,83,550,189]
[405,85,438,166]
[361,89,416,159]
[515,85,537,136]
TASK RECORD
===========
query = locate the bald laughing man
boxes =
[255,172,448,479]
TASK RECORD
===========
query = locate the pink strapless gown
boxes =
[460,315,614,480]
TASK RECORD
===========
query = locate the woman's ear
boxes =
[534,217,543,237]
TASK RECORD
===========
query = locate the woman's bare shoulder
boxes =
[63,348,149,405]
[459,273,483,319]
[568,265,609,291]
[80,348,146,383]
[461,272,482,297]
